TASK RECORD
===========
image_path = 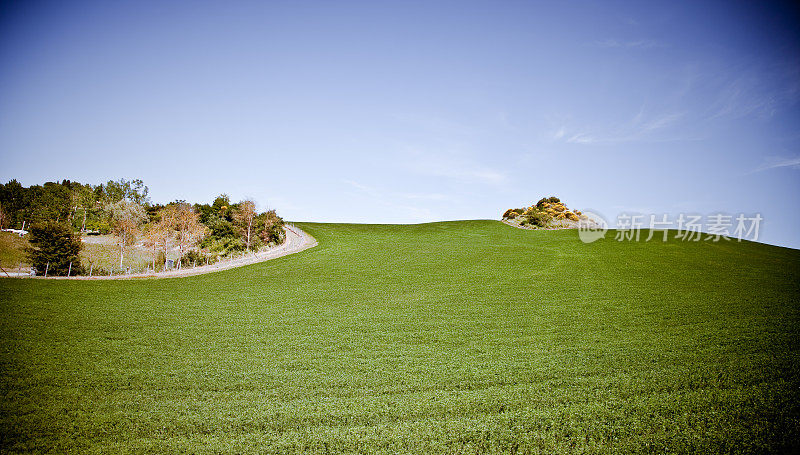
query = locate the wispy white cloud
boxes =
[399,192,452,201]
[640,112,683,132]
[420,164,507,185]
[342,179,372,193]
[594,39,661,49]
[403,150,508,185]
[683,61,800,122]
[749,156,800,173]
[566,133,594,144]
[552,125,566,141]
[562,110,687,145]
[341,179,437,222]
[393,113,473,136]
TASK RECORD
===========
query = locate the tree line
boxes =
[0,179,285,276]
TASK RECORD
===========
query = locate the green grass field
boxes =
[1,220,798,453]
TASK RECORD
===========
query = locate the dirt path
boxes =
[9,225,317,280]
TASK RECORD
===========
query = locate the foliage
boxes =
[0,178,149,232]
[24,221,83,275]
[102,179,150,205]
[1,181,288,270]
[180,249,218,267]
[173,203,207,267]
[536,196,561,208]
[234,199,257,251]
[528,209,553,227]
[505,196,584,228]
[1,221,799,452]
[255,209,285,245]
[108,200,148,268]
[196,195,284,257]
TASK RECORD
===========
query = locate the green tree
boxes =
[26,221,82,276]
[101,179,150,205]
[0,180,26,228]
[255,209,285,245]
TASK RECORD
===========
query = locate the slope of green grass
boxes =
[0,231,29,269]
[1,220,799,453]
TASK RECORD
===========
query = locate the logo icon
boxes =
[577,210,608,243]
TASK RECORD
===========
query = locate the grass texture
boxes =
[0,232,29,269]
[1,220,798,453]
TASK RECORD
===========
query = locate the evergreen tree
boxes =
[26,222,82,276]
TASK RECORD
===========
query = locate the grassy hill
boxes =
[1,220,798,453]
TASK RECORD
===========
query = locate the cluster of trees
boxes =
[195,195,285,255]
[2,179,285,276]
[0,178,149,233]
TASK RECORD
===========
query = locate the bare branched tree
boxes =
[108,200,148,268]
[174,203,206,269]
[143,222,166,272]
[235,199,256,251]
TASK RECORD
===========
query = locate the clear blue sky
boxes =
[1,0,799,247]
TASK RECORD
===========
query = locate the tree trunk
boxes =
[246,218,252,251]
[81,208,87,232]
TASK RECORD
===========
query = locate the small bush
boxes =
[180,249,217,267]
[527,210,552,227]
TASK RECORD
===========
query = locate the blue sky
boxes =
[1,0,799,247]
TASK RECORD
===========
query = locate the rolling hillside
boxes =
[1,220,798,453]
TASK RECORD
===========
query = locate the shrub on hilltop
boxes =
[502,196,582,229]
